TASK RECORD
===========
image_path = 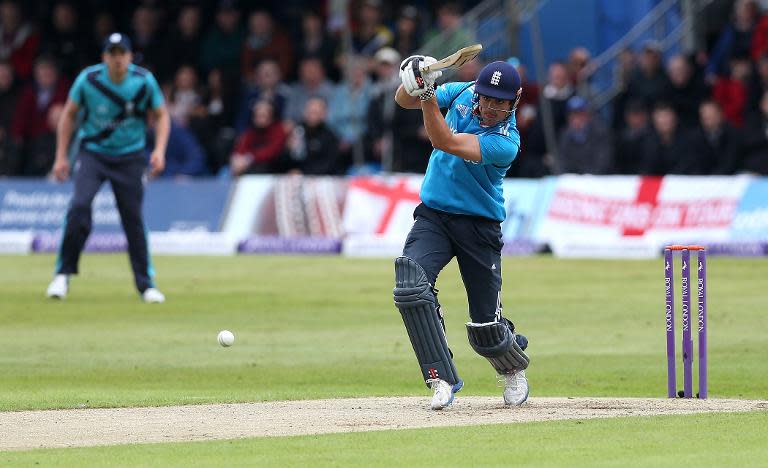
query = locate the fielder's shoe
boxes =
[46,274,69,299]
[502,370,529,406]
[427,378,464,410]
[142,288,166,303]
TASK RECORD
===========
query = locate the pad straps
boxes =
[466,321,530,374]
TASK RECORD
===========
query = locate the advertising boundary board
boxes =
[2,175,768,257]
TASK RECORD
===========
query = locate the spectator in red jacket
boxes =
[229,99,287,175]
[0,0,40,80]
[241,10,294,80]
[713,57,751,127]
[750,11,768,62]
[10,56,68,150]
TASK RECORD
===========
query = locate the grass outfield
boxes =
[2,412,767,466]
[1,254,766,463]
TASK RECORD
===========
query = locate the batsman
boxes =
[392,54,530,410]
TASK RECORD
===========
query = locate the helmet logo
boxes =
[490,71,502,85]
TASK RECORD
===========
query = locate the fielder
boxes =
[46,33,169,303]
[393,56,529,409]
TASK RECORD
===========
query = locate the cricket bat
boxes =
[420,44,483,73]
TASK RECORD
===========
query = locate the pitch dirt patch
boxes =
[2,397,766,451]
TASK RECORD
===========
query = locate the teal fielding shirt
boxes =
[69,63,164,156]
[420,82,520,222]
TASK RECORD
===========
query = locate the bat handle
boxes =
[420,66,432,73]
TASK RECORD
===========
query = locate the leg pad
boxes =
[466,321,530,373]
[394,256,460,385]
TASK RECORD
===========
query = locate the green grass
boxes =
[1,254,766,410]
[1,254,767,464]
[3,412,767,467]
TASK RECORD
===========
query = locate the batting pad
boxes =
[466,321,530,374]
[393,256,460,386]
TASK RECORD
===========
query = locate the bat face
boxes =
[421,44,483,73]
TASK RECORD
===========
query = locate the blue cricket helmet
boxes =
[474,61,522,102]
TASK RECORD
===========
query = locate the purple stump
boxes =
[664,249,676,398]
[698,249,708,399]
[681,249,693,398]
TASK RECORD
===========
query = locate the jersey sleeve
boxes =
[478,130,520,167]
[145,72,165,109]
[436,81,473,109]
[68,70,88,105]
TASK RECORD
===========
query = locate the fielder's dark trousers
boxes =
[56,150,155,293]
[402,203,504,324]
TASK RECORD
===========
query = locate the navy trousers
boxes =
[56,150,155,293]
[402,203,504,324]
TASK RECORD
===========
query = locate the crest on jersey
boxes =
[456,104,470,117]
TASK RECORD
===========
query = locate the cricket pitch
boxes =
[1,397,766,451]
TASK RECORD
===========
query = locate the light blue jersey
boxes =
[420,82,520,221]
[69,63,164,156]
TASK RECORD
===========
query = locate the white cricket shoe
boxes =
[427,378,464,410]
[502,370,529,406]
[46,274,69,299]
[142,288,166,303]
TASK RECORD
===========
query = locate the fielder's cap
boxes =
[567,95,589,113]
[103,32,131,53]
[474,61,521,101]
[374,47,401,65]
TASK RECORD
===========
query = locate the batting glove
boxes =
[399,55,424,96]
[399,55,424,73]
[400,56,442,97]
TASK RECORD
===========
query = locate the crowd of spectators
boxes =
[0,0,766,179]
[527,0,768,177]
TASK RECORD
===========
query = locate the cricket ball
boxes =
[217,330,235,347]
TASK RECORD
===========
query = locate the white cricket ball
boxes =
[217,330,235,347]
